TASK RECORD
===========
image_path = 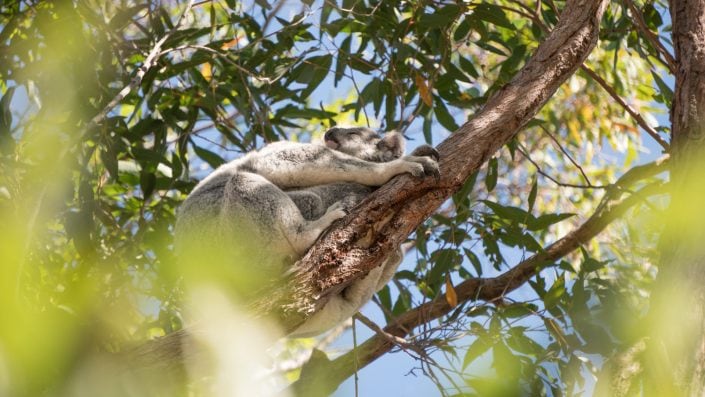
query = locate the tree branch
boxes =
[580,65,670,150]
[623,0,677,73]
[84,0,195,133]
[266,0,611,333]
[289,157,668,395]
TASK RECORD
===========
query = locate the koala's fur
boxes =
[175,127,439,337]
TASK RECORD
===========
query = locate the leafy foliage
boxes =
[0,0,670,396]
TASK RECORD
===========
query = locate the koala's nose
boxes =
[324,128,339,142]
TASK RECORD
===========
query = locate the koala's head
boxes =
[323,127,405,162]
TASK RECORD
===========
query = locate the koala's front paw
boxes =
[404,155,440,181]
[410,144,440,162]
[405,162,427,178]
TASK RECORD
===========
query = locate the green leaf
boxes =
[453,17,472,41]
[527,176,538,213]
[543,276,566,309]
[471,3,514,29]
[651,70,673,105]
[462,334,492,369]
[429,248,461,285]
[348,54,377,73]
[458,56,479,79]
[377,286,392,321]
[643,3,663,30]
[140,170,156,199]
[300,54,332,98]
[100,147,118,180]
[394,270,417,282]
[192,145,226,169]
[276,105,336,119]
[360,78,383,115]
[463,248,483,276]
[485,157,498,192]
[527,213,575,231]
[452,171,478,206]
[507,328,543,355]
[418,4,462,29]
[482,200,530,223]
[501,303,537,319]
[434,98,459,131]
[0,86,16,153]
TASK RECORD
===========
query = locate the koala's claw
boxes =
[411,144,440,162]
[425,162,441,181]
[327,201,345,212]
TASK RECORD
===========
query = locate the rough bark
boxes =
[640,1,705,396]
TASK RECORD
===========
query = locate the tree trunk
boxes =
[643,1,705,395]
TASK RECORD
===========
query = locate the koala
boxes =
[284,146,438,337]
[175,127,439,336]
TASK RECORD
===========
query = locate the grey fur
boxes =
[175,127,439,336]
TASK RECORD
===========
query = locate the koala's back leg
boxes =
[223,172,346,256]
[287,189,326,221]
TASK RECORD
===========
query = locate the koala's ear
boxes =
[377,131,405,157]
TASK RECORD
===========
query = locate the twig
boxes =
[507,0,670,151]
[354,313,411,347]
[84,0,196,133]
[517,144,609,189]
[540,125,594,186]
[581,65,669,150]
[622,0,676,73]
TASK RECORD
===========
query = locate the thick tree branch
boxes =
[266,0,611,333]
[290,158,668,396]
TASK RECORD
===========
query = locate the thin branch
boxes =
[518,144,609,189]
[622,0,676,73]
[581,65,669,150]
[84,0,196,133]
[353,313,411,347]
[540,125,594,186]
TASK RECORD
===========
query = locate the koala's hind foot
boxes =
[323,201,347,221]
[288,201,346,255]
